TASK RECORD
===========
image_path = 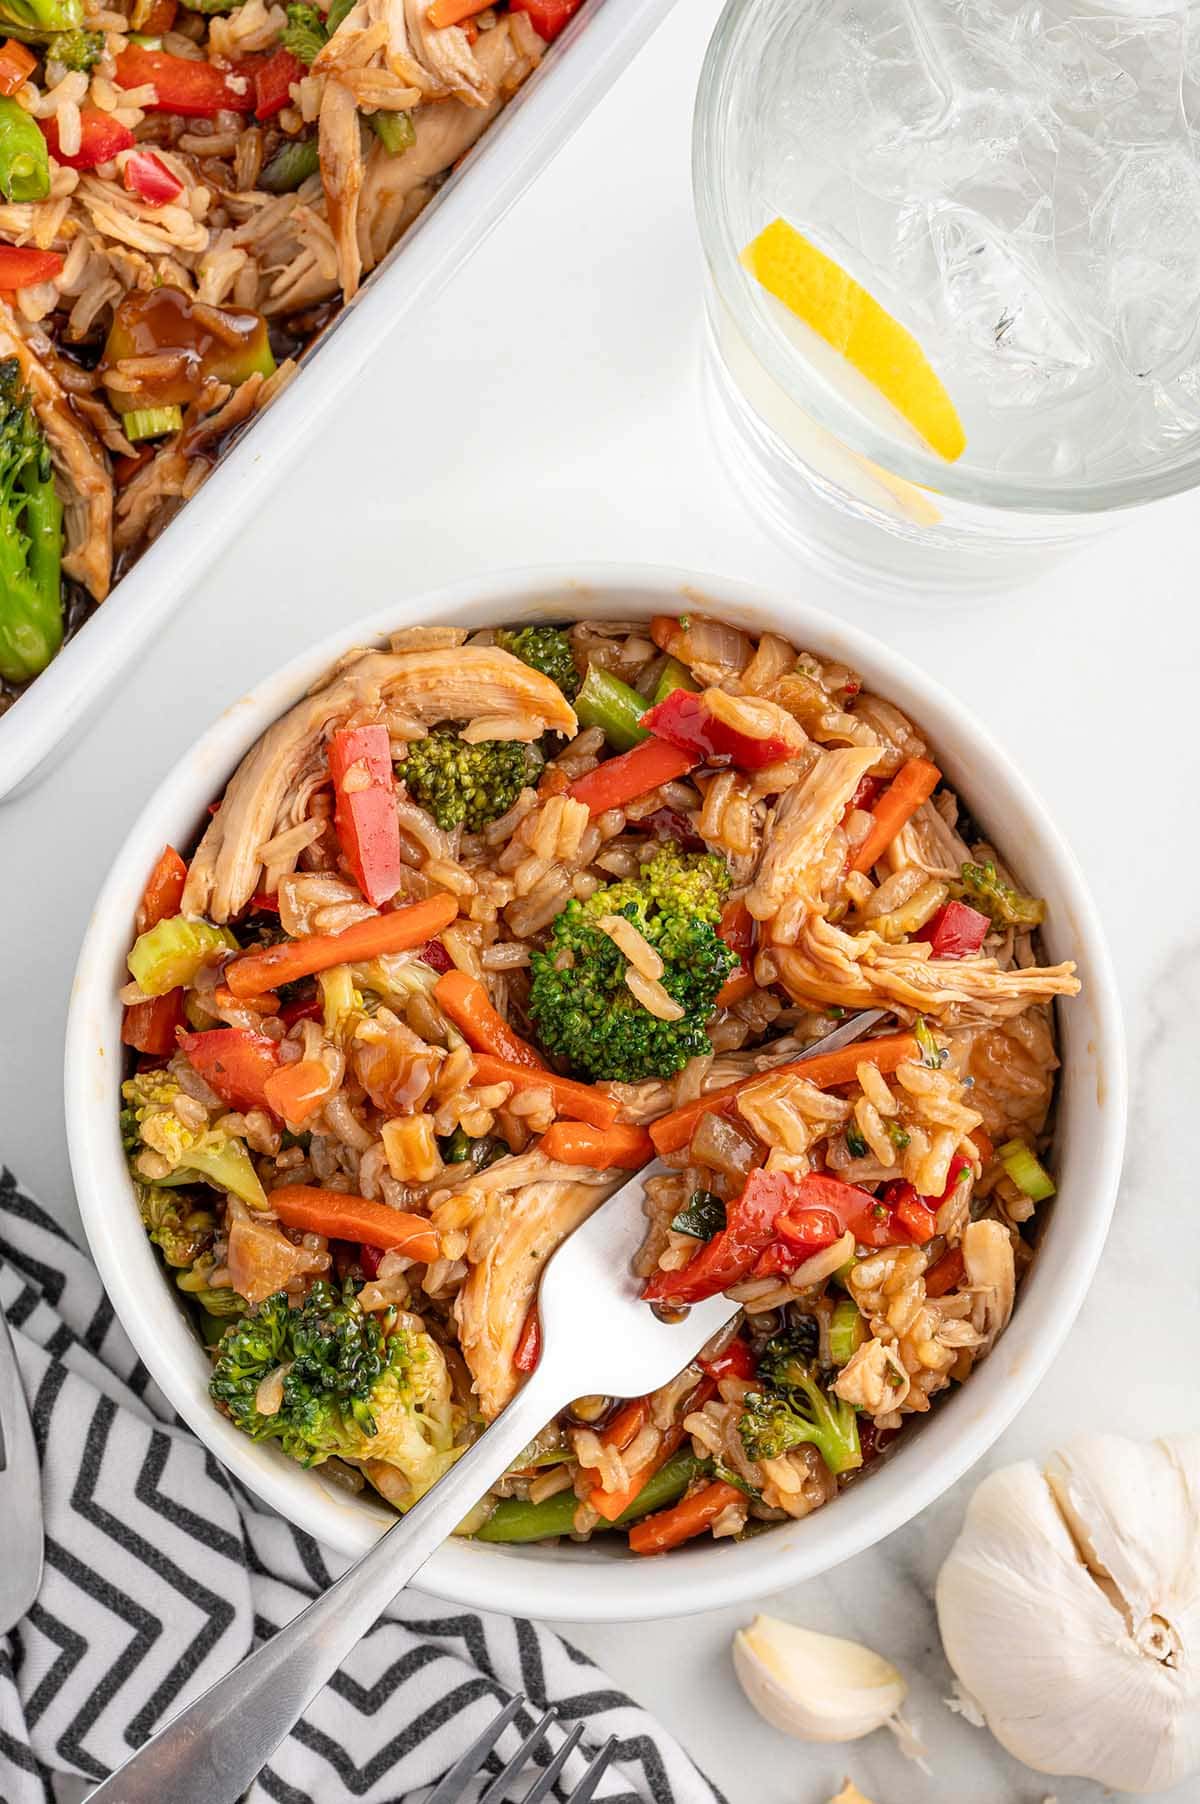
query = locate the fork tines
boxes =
[426,1693,617,1803]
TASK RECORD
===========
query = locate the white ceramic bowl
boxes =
[65,564,1126,1622]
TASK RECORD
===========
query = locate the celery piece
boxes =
[651,656,699,707]
[122,405,183,442]
[368,108,415,155]
[997,1138,1055,1203]
[319,963,363,1045]
[574,663,649,752]
[127,915,236,995]
[829,1299,867,1366]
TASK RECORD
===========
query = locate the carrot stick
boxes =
[849,757,941,875]
[540,1121,653,1170]
[268,1185,439,1258]
[425,0,487,23]
[225,892,458,998]
[628,1479,743,1555]
[470,1052,619,1128]
[648,1030,919,1156]
[137,845,188,933]
[592,1424,683,1523]
[568,737,698,817]
[603,1398,649,1452]
[434,969,546,1070]
[261,1060,333,1125]
[714,971,755,1009]
[0,39,36,96]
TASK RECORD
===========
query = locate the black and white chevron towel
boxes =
[0,1174,726,1804]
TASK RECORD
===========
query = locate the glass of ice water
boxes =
[695,0,1200,591]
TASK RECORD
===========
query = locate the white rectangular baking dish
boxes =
[0,0,679,800]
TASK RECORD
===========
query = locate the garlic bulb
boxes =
[733,1615,907,1743]
[936,1433,1200,1794]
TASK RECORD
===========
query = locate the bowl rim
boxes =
[65,560,1127,1622]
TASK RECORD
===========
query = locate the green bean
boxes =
[258,134,319,194]
[0,95,48,203]
[475,1450,707,1544]
[574,663,649,753]
[652,656,699,707]
[368,108,415,155]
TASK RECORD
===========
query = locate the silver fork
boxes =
[426,1694,616,1804]
[85,1163,739,1803]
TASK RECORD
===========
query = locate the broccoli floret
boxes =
[739,1328,861,1474]
[0,357,62,685]
[135,1181,215,1269]
[210,1280,462,1503]
[122,1070,267,1209]
[401,727,541,832]
[955,859,1046,929]
[177,1255,246,1316]
[528,842,736,1083]
[494,625,580,700]
[47,26,102,66]
[281,0,325,62]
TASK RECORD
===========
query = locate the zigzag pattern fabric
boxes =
[0,1173,725,1804]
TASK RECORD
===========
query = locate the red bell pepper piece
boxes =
[248,889,281,914]
[508,0,582,38]
[568,735,698,816]
[698,1338,757,1383]
[849,774,883,813]
[359,1243,383,1279]
[715,897,755,1007]
[279,994,323,1027]
[0,245,63,289]
[421,937,453,974]
[251,46,302,120]
[924,1246,965,1298]
[178,1028,281,1113]
[513,1306,541,1373]
[115,45,254,116]
[122,149,183,207]
[881,1180,939,1245]
[916,899,990,958]
[328,724,403,909]
[644,1171,876,1305]
[40,107,134,170]
[122,991,184,1056]
[640,689,798,773]
[639,806,707,852]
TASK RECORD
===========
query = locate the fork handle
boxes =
[85,1363,562,1804]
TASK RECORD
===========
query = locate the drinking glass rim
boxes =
[692,0,1200,518]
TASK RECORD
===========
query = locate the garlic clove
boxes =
[733,1614,907,1743]
[936,1433,1200,1795]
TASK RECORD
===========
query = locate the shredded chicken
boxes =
[356,22,527,273]
[833,1335,912,1416]
[747,747,878,923]
[182,644,577,920]
[0,300,113,599]
[318,75,366,301]
[454,1172,615,1418]
[961,1218,1016,1351]
[774,913,1079,1026]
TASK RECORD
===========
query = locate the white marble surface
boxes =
[3,0,1198,1798]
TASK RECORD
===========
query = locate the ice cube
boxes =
[1038,5,1183,140]
[922,203,1099,406]
[1091,145,1200,379]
